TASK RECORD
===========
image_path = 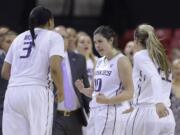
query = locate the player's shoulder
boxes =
[48,30,63,39]
[15,30,27,39]
[117,54,131,67]
[133,49,149,62]
[11,30,29,45]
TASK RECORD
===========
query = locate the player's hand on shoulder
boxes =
[96,93,109,104]
[155,103,169,118]
[75,79,84,93]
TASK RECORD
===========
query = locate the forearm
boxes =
[51,69,64,94]
[80,87,93,98]
[106,89,133,105]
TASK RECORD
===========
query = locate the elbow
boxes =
[50,65,61,78]
[50,67,59,76]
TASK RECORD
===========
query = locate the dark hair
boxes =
[93,25,119,49]
[28,6,53,46]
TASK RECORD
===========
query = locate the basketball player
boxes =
[1,6,65,135]
[75,25,134,135]
[125,24,175,135]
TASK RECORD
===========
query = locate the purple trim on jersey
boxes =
[47,67,52,89]
[101,105,109,135]
[112,105,117,135]
[136,70,143,105]
[125,111,133,135]
[132,108,139,135]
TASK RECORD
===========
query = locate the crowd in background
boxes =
[0,23,180,135]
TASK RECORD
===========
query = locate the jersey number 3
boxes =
[20,41,33,58]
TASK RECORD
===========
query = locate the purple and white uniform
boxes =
[87,53,130,135]
[3,28,64,135]
[125,50,175,135]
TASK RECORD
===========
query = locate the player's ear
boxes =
[109,37,114,45]
[47,18,54,30]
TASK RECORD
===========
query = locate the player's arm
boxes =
[135,54,163,103]
[50,55,64,102]
[49,32,65,102]
[96,56,134,104]
[1,62,11,80]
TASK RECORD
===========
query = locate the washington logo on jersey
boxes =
[95,70,112,76]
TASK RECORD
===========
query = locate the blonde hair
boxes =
[77,34,96,65]
[134,24,170,79]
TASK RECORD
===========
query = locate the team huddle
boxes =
[1,6,176,135]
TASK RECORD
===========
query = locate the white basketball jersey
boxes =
[5,28,65,87]
[133,50,172,107]
[90,53,124,108]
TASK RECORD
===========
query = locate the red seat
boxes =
[155,28,173,60]
[119,29,134,49]
[155,28,172,45]
[173,28,180,39]
[170,38,180,49]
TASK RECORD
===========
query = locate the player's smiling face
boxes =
[93,34,112,57]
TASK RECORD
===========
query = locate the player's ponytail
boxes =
[28,6,53,47]
[134,24,170,79]
[29,16,36,47]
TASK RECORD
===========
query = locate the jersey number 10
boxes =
[94,78,102,92]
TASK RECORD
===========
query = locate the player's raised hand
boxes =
[96,93,109,104]
[156,103,169,118]
[75,79,84,93]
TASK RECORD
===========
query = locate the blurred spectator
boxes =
[77,34,97,84]
[0,28,17,135]
[124,41,134,64]
[67,27,78,53]
[171,59,180,135]
[77,31,88,39]
[53,26,90,135]
[172,48,180,60]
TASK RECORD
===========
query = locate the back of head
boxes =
[134,24,170,79]
[28,6,53,46]
[94,25,119,49]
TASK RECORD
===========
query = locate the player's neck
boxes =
[106,48,119,60]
